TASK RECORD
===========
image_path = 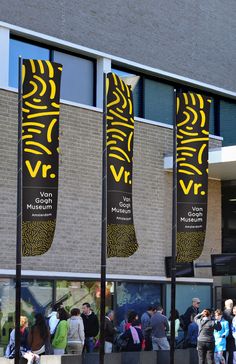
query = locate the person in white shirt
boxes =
[48,304,60,336]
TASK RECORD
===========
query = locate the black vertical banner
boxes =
[106,73,138,257]
[22,60,62,256]
[176,91,211,263]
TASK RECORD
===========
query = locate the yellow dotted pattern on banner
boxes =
[107,224,138,258]
[177,231,206,263]
[22,220,56,256]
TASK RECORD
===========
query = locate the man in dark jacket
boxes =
[104,310,116,353]
[181,297,201,333]
[223,299,234,364]
[81,302,99,352]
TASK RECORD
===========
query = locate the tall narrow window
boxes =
[220,100,236,146]
[54,51,95,106]
[209,98,215,135]
[144,78,174,125]
[222,180,236,253]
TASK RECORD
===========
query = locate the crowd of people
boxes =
[5,302,99,363]
[5,297,236,364]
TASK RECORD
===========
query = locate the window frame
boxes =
[112,63,219,135]
[9,35,97,107]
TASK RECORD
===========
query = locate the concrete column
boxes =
[96,57,111,108]
[0,26,10,88]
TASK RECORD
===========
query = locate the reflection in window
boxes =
[220,100,236,146]
[21,280,53,323]
[166,283,212,317]
[144,78,173,124]
[55,280,113,317]
[0,279,53,356]
[116,282,161,325]
[0,279,15,355]
[9,38,50,88]
[111,68,142,117]
[53,51,95,106]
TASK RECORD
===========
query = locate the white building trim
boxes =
[0,269,213,283]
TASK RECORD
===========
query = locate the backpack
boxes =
[45,315,59,343]
[114,333,129,352]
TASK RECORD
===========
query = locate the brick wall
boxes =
[0,89,221,278]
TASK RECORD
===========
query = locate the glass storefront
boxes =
[0,277,212,356]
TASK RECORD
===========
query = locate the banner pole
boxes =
[99,72,107,364]
[170,88,177,364]
[15,56,23,364]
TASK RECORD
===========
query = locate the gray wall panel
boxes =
[0,0,235,92]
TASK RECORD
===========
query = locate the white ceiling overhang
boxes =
[164,146,236,180]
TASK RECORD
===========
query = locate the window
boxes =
[209,98,215,135]
[220,100,236,146]
[115,282,161,326]
[21,280,53,320]
[166,283,212,317]
[222,180,236,253]
[0,278,15,356]
[9,37,95,106]
[0,278,53,356]
[144,78,174,124]
[53,51,95,106]
[9,38,50,88]
[112,67,217,132]
[55,280,113,316]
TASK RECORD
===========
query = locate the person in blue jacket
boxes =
[214,309,229,364]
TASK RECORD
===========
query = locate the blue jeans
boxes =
[152,336,170,350]
[84,337,95,353]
